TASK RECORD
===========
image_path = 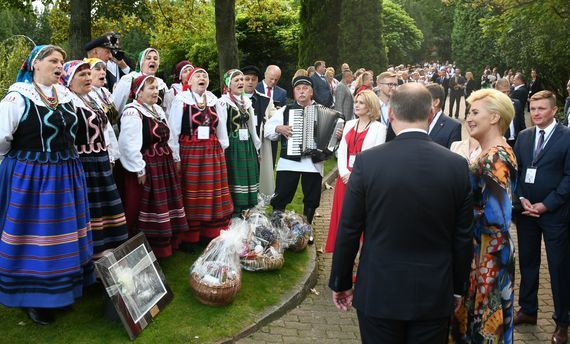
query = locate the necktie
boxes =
[534,129,545,160]
[267,86,272,98]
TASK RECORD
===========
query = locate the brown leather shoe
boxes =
[552,325,568,344]
[513,309,537,325]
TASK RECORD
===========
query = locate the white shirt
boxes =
[534,119,557,153]
[513,84,524,91]
[399,128,428,135]
[264,103,324,176]
[379,98,390,126]
[428,110,443,134]
[261,80,274,100]
[106,60,130,91]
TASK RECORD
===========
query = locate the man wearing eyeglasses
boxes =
[376,72,398,142]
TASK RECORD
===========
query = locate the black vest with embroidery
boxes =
[75,104,108,155]
[181,103,219,138]
[225,103,250,137]
[139,112,171,156]
[9,96,78,162]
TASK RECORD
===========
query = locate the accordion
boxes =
[287,104,344,161]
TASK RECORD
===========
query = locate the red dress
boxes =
[325,126,368,253]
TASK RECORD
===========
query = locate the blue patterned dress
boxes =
[0,83,94,308]
[451,145,517,344]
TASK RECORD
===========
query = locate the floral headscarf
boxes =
[61,60,89,87]
[83,57,106,69]
[16,45,50,84]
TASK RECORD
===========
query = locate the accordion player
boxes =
[286,104,344,162]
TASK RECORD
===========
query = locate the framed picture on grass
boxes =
[95,233,173,340]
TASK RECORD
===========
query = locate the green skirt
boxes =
[225,133,259,215]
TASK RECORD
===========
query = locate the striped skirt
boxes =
[80,151,128,254]
[0,155,95,308]
[179,135,233,243]
[225,134,259,215]
[121,150,188,258]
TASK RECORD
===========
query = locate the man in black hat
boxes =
[85,33,131,91]
[265,76,323,226]
[241,66,274,137]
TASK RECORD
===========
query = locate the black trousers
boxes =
[357,311,449,344]
[449,93,462,118]
[270,170,322,210]
[517,214,570,325]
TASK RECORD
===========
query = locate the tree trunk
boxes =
[69,0,91,59]
[215,0,239,84]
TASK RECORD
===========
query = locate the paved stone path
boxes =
[240,102,554,343]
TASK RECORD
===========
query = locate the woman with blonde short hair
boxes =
[325,90,386,254]
[451,88,516,343]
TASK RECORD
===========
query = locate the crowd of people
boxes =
[0,31,569,344]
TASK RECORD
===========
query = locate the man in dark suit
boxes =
[242,66,273,136]
[426,83,462,148]
[513,90,570,344]
[329,83,473,344]
[510,72,529,111]
[448,68,466,119]
[256,65,288,165]
[435,67,450,113]
[309,60,333,107]
[495,78,525,146]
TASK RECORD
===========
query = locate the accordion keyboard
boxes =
[287,108,304,156]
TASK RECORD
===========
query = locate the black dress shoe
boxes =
[513,309,537,325]
[25,308,54,325]
[552,324,568,344]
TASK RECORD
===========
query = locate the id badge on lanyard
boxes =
[197,126,210,140]
[239,128,249,141]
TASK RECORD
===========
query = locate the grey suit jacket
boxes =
[334,82,354,121]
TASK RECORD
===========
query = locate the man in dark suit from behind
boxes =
[309,60,334,108]
[495,78,525,146]
[329,83,474,344]
[426,83,462,148]
[510,72,529,111]
[513,90,570,344]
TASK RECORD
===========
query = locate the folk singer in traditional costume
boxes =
[169,68,233,248]
[118,75,188,258]
[163,60,193,116]
[84,57,121,133]
[219,69,261,215]
[63,60,128,257]
[112,48,168,113]
[0,45,95,325]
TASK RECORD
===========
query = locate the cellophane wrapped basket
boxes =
[271,211,312,252]
[240,211,285,271]
[189,220,247,306]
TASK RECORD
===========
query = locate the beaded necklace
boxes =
[33,81,59,109]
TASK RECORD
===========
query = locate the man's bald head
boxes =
[264,65,282,88]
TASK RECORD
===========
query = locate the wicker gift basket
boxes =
[240,212,285,271]
[189,220,247,306]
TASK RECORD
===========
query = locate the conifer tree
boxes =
[298,0,341,69]
[337,0,387,73]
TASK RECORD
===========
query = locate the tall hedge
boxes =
[451,1,501,77]
[298,0,341,69]
[337,0,387,73]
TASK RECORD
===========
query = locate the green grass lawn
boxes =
[0,248,309,343]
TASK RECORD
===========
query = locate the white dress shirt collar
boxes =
[428,110,443,134]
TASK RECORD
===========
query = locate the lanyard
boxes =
[353,119,371,146]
